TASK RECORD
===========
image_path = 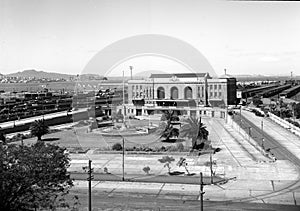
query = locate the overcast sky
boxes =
[0,0,300,76]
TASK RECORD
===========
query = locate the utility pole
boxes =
[85,160,94,211]
[200,172,204,211]
[210,153,213,184]
[248,127,252,138]
[122,70,126,126]
[239,106,242,128]
[122,138,125,181]
[261,119,265,150]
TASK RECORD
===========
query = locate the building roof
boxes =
[149,73,211,79]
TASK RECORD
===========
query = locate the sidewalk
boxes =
[72,179,300,206]
[69,153,300,206]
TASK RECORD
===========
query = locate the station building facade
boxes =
[124,73,236,117]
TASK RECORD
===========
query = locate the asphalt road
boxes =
[70,172,226,185]
[234,111,300,164]
[66,189,300,211]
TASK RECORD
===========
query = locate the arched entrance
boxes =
[157,87,165,99]
[184,86,193,99]
[170,87,179,99]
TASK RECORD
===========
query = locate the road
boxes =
[65,189,300,211]
[70,172,226,185]
[237,110,300,164]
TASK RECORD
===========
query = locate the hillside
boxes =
[6,69,74,80]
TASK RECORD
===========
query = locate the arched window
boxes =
[157,87,165,99]
[170,87,179,99]
[184,86,193,99]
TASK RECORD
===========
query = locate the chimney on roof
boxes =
[224,69,227,75]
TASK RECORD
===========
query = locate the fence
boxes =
[268,112,300,137]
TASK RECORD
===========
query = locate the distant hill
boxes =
[6,69,74,80]
[234,74,300,82]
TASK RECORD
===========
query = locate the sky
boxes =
[0,0,300,77]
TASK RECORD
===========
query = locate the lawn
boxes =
[21,118,190,151]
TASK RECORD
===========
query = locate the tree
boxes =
[160,110,179,122]
[0,131,6,144]
[142,166,151,175]
[292,102,300,119]
[29,119,49,141]
[0,142,73,210]
[177,157,190,175]
[158,121,179,141]
[179,116,209,151]
[158,110,179,141]
[158,156,175,174]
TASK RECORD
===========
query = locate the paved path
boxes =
[69,152,300,205]
[71,179,300,206]
[205,118,269,167]
[68,115,300,206]
[67,188,300,211]
[242,110,300,161]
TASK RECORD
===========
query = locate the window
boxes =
[219,92,222,97]
[219,85,222,90]
[210,85,213,90]
[214,85,217,90]
[214,92,217,97]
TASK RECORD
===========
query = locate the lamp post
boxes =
[200,172,204,211]
[122,70,126,126]
[122,138,125,181]
[201,148,220,184]
[261,119,265,150]
[248,127,252,138]
[83,160,93,211]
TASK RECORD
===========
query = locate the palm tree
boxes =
[160,110,179,122]
[159,110,179,141]
[30,119,49,141]
[180,116,209,150]
[159,121,179,141]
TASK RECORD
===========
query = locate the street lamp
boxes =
[261,119,265,150]
[248,127,252,137]
[122,70,126,127]
[201,148,221,184]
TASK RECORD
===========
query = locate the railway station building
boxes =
[124,73,237,118]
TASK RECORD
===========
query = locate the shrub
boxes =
[176,143,184,152]
[153,146,162,152]
[112,143,122,151]
[167,145,178,152]
[103,167,109,174]
[143,166,150,175]
[160,146,166,151]
[293,121,300,127]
